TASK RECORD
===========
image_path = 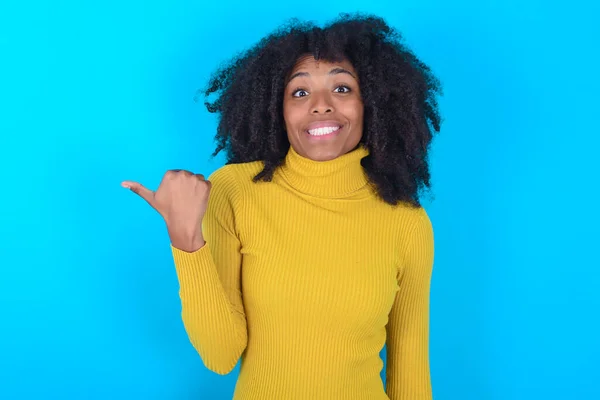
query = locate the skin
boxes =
[283,55,364,161]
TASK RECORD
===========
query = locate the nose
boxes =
[310,91,334,114]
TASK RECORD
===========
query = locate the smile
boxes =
[306,125,342,137]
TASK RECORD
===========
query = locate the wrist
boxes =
[167,225,205,252]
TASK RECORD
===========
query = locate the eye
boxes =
[292,88,309,98]
[334,85,352,93]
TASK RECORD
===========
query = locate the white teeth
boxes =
[307,126,341,136]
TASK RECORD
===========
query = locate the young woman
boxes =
[123,12,442,400]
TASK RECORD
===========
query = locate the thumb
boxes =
[121,180,156,209]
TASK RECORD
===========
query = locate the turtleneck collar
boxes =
[277,143,370,198]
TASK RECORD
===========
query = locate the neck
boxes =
[277,144,370,198]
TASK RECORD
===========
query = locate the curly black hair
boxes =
[197,12,442,207]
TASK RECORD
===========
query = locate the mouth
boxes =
[304,122,344,139]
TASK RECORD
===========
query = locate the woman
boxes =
[122,12,442,400]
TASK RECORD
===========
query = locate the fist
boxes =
[122,169,211,251]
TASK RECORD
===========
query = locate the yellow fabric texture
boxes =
[170,143,434,400]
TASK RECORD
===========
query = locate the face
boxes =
[283,55,364,161]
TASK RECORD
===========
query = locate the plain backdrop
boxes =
[1,0,598,399]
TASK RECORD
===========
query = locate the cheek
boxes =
[282,103,291,128]
[341,101,364,124]
[357,107,364,126]
[283,105,303,129]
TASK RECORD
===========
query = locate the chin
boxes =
[312,154,338,162]
[290,131,361,161]
[304,148,345,161]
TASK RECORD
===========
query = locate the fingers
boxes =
[121,170,209,212]
[174,171,209,184]
[172,169,197,177]
[121,180,156,208]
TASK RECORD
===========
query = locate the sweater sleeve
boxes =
[169,167,247,375]
[386,207,434,399]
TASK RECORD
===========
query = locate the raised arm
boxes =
[122,166,247,375]
[171,167,247,375]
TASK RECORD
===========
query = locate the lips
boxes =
[305,120,343,131]
[306,121,343,136]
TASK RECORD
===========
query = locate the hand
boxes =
[121,169,211,252]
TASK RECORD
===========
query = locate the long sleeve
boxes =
[386,207,434,399]
[170,167,248,375]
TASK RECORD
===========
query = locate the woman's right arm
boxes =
[122,166,247,375]
[170,167,247,375]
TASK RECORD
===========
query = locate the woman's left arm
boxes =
[385,207,435,400]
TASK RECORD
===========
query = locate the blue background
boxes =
[1,0,598,399]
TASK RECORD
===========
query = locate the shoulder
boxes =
[208,160,263,183]
[389,205,435,285]
[206,160,265,201]
[392,203,432,233]
[392,203,434,254]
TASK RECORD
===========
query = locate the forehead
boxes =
[290,55,357,74]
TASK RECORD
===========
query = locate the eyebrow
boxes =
[287,67,357,83]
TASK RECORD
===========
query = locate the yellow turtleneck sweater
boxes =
[170,144,434,400]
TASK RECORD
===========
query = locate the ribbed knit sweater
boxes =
[170,143,434,400]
